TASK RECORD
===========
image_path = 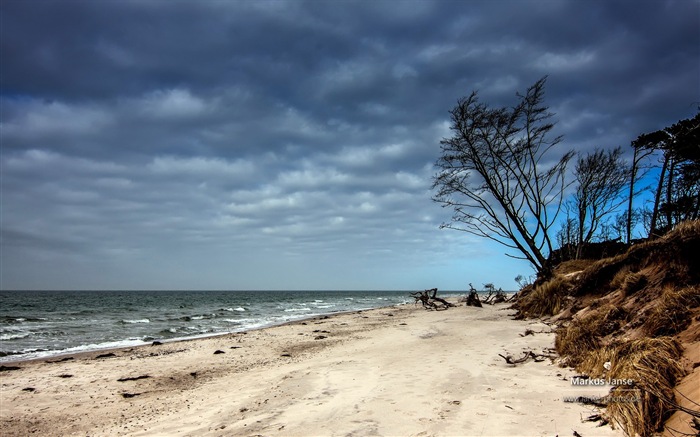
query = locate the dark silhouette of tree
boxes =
[625,143,654,243]
[571,147,630,257]
[433,77,573,275]
[633,112,700,236]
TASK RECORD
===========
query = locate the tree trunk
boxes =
[665,157,676,230]
[626,147,638,244]
[650,152,670,238]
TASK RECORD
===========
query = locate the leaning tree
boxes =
[433,77,573,276]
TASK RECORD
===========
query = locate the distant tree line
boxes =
[433,76,699,278]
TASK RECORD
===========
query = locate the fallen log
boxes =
[410,288,454,310]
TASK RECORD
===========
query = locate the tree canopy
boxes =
[433,77,573,275]
[434,78,698,277]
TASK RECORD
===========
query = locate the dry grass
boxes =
[554,304,626,364]
[574,337,684,437]
[545,221,700,436]
[644,286,700,336]
[670,219,700,239]
[516,276,570,317]
[620,271,648,296]
[553,259,596,276]
[609,265,632,290]
[570,220,700,297]
[570,253,629,296]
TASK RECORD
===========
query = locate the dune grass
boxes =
[644,286,700,336]
[574,337,684,437]
[554,304,626,365]
[516,276,570,317]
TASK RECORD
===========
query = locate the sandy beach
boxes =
[1,302,622,436]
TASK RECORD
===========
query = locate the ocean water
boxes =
[0,289,443,362]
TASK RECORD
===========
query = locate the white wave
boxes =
[234,307,246,312]
[122,319,150,324]
[0,332,31,340]
[284,308,312,312]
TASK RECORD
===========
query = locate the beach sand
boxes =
[0,302,622,436]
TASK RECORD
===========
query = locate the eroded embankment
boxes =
[514,220,700,437]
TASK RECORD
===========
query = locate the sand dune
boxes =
[1,302,622,436]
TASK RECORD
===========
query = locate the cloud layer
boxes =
[1,0,698,290]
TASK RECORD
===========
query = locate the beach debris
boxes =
[95,353,116,359]
[151,341,163,346]
[0,365,21,372]
[410,288,454,310]
[499,352,530,365]
[498,350,556,365]
[280,353,292,357]
[573,431,583,437]
[465,291,483,307]
[583,414,609,426]
[117,375,151,382]
[190,372,197,378]
[519,329,535,337]
[213,349,225,354]
[47,357,74,363]
[460,284,484,307]
[22,387,35,392]
[57,374,73,378]
[121,392,141,398]
[314,335,327,340]
[481,283,508,304]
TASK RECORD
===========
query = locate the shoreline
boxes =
[0,304,403,366]
[0,291,430,365]
[1,301,622,436]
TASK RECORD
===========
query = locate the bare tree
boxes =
[571,147,630,257]
[433,77,573,275]
[625,143,655,243]
[632,112,700,237]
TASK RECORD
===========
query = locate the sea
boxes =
[0,289,461,363]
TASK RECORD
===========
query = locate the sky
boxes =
[1,0,698,291]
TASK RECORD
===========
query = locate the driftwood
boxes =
[460,283,518,305]
[466,291,482,307]
[482,288,507,304]
[460,284,483,307]
[498,350,557,365]
[410,288,454,310]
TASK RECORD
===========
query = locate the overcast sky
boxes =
[1,0,698,291]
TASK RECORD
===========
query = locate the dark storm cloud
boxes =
[1,0,698,290]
